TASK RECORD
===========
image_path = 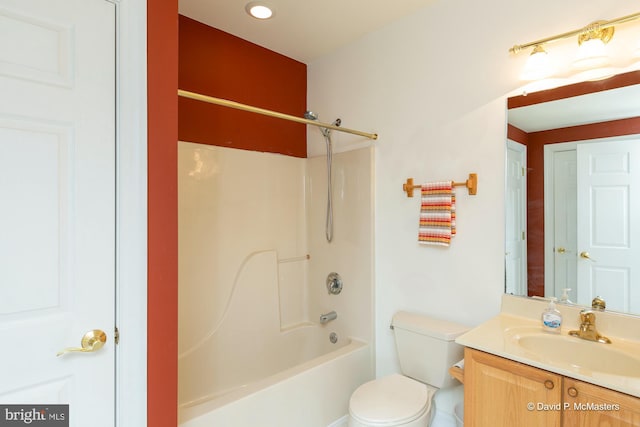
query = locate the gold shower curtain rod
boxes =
[178,89,378,140]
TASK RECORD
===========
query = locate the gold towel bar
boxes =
[402,173,478,197]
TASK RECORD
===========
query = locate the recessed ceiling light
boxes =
[245,2,274,20]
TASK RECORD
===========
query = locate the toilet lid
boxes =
[349,374,432,426]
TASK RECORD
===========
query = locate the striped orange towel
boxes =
[418,181,456,246]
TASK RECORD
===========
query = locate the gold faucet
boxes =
[568,310,611,344]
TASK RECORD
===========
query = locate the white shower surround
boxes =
[178,142,375,426]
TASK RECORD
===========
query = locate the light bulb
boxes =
[521,45,555,81]
[573,38,610,70]
[245,2,274,20]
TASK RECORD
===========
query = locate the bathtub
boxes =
[179,335,371,427]
[178,250,373,425]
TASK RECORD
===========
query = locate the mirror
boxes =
[505,70,640,315]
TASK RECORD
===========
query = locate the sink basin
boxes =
[514,333,640,378]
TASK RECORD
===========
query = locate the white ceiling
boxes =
[178,0,436,64]
[178,1,640,131]
[508,84,640,133]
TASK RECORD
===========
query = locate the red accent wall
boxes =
[178,15,307,158]
[145,11,308,426]
[508,70,640,109]
[148,1,178,426]
[524,134,545,297]
[507,124,528,144]
[511,118,640,297]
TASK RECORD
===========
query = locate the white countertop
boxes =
[455,295,640,398]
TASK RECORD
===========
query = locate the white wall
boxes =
[307,0,640,376]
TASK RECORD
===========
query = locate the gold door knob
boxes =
[57,329,107,357]
[557,247,566,253]
[580,251,596,262]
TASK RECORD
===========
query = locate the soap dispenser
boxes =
[541,297,562,333]
[559,288,572,304]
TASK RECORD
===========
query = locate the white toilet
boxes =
[348,311,468,427]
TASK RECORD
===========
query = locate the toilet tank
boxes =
[391,311,468,389]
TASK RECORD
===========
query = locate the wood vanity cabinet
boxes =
[464,348,640,427]
[563,378,640,427]
[464,348,562,427]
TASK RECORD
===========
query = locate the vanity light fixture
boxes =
[510,11,640,80]
[572,21,613,70]
[521,45,555,81]
[245,2,274,20]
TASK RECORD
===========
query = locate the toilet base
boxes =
[348,407,431,427]
[348,384,464,427]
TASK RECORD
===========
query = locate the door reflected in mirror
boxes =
[505,70,640,315]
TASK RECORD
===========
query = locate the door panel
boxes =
[577,139,640,313]
[0,0,116,424]
[505,140,527,295]
[0,120,73,317]
[551,149,577,300]
[0,6,73,86]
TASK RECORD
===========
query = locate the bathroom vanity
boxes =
[456,295,640,427]
[464,348,640,426]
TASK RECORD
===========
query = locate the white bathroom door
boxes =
[549,147,578,301]
[576,139,640,313]
[0,0,116,424]
[505,140,527,295]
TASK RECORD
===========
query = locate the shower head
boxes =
[305,111,340,138]
[304,111,341,127]
[304,111,318,121]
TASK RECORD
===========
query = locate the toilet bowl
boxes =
[348,374,433,427]
[347,312,468,427]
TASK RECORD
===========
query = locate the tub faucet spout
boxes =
[320,311,337,324]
